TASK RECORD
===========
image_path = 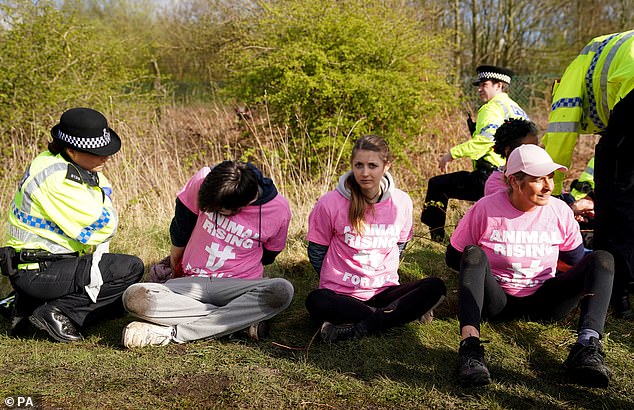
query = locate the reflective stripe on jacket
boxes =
[6,151,117,254]
[451,93,529,169]
[543,30,634,194]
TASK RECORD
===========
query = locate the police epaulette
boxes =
[65,164,83,184]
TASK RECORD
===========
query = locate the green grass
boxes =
[1,234,633,409]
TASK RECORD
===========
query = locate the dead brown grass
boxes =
[0,101,597,265]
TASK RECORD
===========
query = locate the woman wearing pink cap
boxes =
[446,144,615,388]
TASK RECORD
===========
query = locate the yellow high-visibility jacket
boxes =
[451,93,529,169]
[7,151,118,255]
[543,30,634,194]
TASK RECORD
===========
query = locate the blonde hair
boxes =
[346,135,392,234]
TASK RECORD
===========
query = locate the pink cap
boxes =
[505,145,568,177]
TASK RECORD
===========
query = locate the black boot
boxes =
[458,337,491,387]
[29,303,83,342]
[564,337,611,388]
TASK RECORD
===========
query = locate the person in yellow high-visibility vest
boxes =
[543,30,634,320]
[421,65,529,242]
[4,108,144,341]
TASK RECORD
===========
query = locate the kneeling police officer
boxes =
[1,107,143,342]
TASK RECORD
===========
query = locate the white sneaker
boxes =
[122,321,175,348]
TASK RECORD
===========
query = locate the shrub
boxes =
[0,0,156,134]
[223,0,459,168]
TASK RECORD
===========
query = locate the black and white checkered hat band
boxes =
[56,128,111,149]
[478,72,511,84]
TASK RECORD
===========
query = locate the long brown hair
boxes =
[346,135,392,235]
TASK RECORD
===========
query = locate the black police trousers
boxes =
[10,253,143,327]
[421,168,491,241]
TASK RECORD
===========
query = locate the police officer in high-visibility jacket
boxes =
[6,108,143,341]
[543,30,634,320]
[421,65,529,242]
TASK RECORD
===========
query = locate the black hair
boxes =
[493,118,538,158]
[198,161,259,213]
[47,139,74,163]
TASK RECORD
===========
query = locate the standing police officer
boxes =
[5,107,143,341]
[421,65,529,242]
[543,30,634,319]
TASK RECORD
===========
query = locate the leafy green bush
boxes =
[224,0,459,165]
[0,0,155,133]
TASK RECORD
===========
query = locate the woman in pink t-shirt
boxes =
[448,145,614,388]
[305,135,446,343]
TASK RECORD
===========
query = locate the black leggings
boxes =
[458,245,614,335]
[305,277,446,334]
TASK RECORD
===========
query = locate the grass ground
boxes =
[0,105,627,410]
[1,235,633,409]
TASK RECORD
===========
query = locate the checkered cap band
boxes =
[56,128,111,150]
[478,71,511,84]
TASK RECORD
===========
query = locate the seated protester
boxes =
[5,108,144,342]
[122,161,294,348]
[483,118,538,196]
[306,135,447,343]
[446,144,614,388]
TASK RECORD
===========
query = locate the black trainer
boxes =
[29,304,83,342]
[320,321,368,343]
[564,336,612,388]
[458,337,491,387]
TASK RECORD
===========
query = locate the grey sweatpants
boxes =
[122,276,294,342]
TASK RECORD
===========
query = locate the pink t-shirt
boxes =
[484,169,507,196]
[177,167,291,279]
[307,189,413,301]
[450,190,582,297]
